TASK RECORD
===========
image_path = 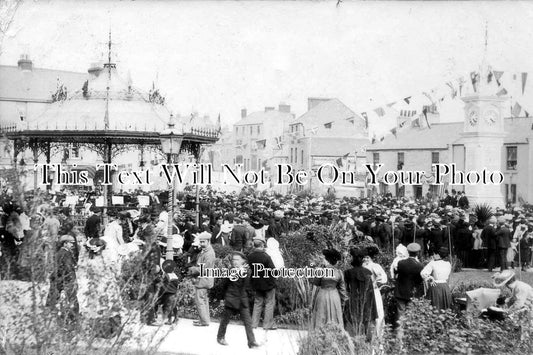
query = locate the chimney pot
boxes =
[17,54,32,72]
[265,106,275,112]
[241,108,247,118]
[278,103,291,113]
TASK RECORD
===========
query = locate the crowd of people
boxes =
[1,186,533,345]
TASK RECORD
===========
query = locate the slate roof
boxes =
[0,65,87,102]
[292,98,367,138]
[367,117,533,151]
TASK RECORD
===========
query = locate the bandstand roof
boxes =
[3,62,219,146]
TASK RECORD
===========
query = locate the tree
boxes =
[0,0,22,56]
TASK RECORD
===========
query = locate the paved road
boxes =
[138,318,306,355]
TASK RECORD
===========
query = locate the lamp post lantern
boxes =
[159,114,184,267]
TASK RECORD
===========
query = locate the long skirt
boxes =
[426,283,452,310]
[374,288,384,335]
[311,288,343,330]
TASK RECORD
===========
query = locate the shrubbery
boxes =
[297,323,356,355]
[381,298,533,355]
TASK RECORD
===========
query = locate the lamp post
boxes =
[159,114,184,260]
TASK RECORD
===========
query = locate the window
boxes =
[506,184,517,204]
[431,152,439,164]
[507,146,517,170]
[295,148,298,164]
[397,152,404,170]
[301,150,304,165]
[373,152,380,169]
[290,148,293,163]
[249,126,253,135]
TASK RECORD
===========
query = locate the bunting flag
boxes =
[324,122,333,129]
[422,91,434,104]
[458,77,466,96]
[470,71,480,93]
[361,112,369,129]
[512,102,522,118]
[487,70,493,83]
[216,113,221,133]
[275,136,283,149]
[189,113,195,123]
[403,96,411,104]
[496,88,508,97]
[526,111,530,118]
[494,71,504,86]
[522,72,528,94]
[380,136,385,142]
[391,127,397,138]
[309,126,319,135]
[386,102,397,108]
[423,107,431,129]
[412,117,420,128]
[335,153,350,168]
[374,107,386,117]
[371,137,376,144]
[446,82,457,99]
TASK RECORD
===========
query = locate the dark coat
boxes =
[231,224,249,251]
[481,225,498,250]
[496,226,511,249]
[84,214,101,239]
[247,249,276,291]
[54,247,77,286]
[458,195,469,209]
[394,257,424,301]
[221,271,252,310]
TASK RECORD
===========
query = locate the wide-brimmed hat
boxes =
[221,221,233,234]
[493,270,515,287]
[59,235,75,244]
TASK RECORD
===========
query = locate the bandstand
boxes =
[2,53,219,211]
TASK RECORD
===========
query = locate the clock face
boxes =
[468,110,478,126]
[485,110,498,126]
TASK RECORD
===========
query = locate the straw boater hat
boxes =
[493,270,515,287]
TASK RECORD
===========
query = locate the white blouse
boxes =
[364,261,388,288]
[421,259,451,282]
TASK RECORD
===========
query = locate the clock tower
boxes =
[460,62,506,208]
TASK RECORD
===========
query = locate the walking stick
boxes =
[447,223,453,267]
[392,220,395,254]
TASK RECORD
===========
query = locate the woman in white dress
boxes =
[420,247,452,310]
[363,245,388,336]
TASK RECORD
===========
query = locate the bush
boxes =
[297,323,356,355]
[381,298,533,355]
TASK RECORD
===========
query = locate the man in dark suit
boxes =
[46,235,79,326]
[394,242,424,326]
[247,238,277,330]
[496,217,511,271]
[84,207,102,239]
[483,216,498,271]
[217,252,260,349]
[458,191,469,209]
[231,217,250,252]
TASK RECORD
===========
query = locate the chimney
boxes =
[17,54,32,72]
[308,97,331,111]
[265,107,275,112]
[88,63,103,78]
[278,103,291,113]
[241,108,247,118]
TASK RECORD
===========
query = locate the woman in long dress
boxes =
[344,248,376,339]
[420,247,453,309]
[310,249,347,330]
[363,245,387,336]
[78,237,123,323]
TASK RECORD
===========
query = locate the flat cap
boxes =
[406,242,421,253]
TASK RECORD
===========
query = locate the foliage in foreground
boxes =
[382,298,533,355]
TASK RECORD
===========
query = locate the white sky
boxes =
[2,0,533,135]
